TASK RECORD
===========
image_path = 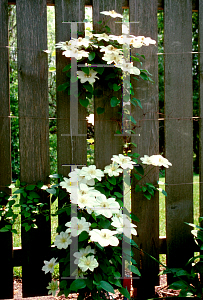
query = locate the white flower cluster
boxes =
[140,154,172,168]
[42,154,137,277]
[55,10,156,84]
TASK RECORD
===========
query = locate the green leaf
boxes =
[129,265,141,276]
[135,185,142,192]
[108,276,122,287]
[99,219,111,229]
[46,188,57,195]
[113,83,121,91]
[29,192,40,199]
[126,115,136,125]
[79,231,89,242]
[162,190,167,196]
[132,56,140,62]
[63,64,71,72]
[134,173,142,180]
[105,25,111,33]
[57,82,69,91]
[110,97,120,107]
[79,98,89,108]
[99,281,115,294]
[132,97,142,109]
[70,279,86,292]
[25,224,31,231]
[131,213,140,222]
[0,227,9,232]
[144,193,151,200]
[105,73,116,80]
[13,189,24,194]
[114,192,123,198]
[88,52,95,61]
[119,287,130,299]
[169,280,189,290]
[81,67,89,75]
[49,66,56,72]
[135,164,144,175]
[49,173,63,180]
[25,185,36,191]
[97,107,105,115]
[107,176,116,185]
[95,67,104,75]
[83,83,93,93]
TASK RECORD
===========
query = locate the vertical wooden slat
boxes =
[55,0,86,177]
[16,0,50,297]
[0,1,13,299]
[199,0,203,221]
[165,0,193,276]
[93,0,123,169]
[55,0,86,288]
[130,0,159,298]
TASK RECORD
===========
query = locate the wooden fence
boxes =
[0,0,200,298]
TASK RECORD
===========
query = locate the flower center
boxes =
[48,263,54,268]
[61,238,67,243]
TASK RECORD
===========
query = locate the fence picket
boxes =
[16,0,51,296]
[164,0,194,277]
[130,0,159,298]
[93,0,123,169]
[0,1,13,299]
[199,0,203,220]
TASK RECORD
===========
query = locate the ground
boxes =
[13,274,180,300]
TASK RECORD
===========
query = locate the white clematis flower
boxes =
[47,280,58,296]
[54,231,72,249]
[89,229,119,247]
[149,155,172,168]
[71,193,97,209]
[80,165,104,183]
[111,154,136,169]
[93,33,111,41]
[62,47,89,60]
[94,194,120,218]
[59,177,77,193]
[140,154,172,168]
[116,60,140,75]
[42,258,58,274]
[68,168,95,186]
[102,52,123,65]
[78,255,99,272]
[73,245,95,264]
[65,217,91,237]
[104,162,123,177]
[100,10,123,19]
[140,155,153,165]
[111,215,137,236]
[99,45,122,54]
[77,69,99,84]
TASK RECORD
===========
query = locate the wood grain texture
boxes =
[55,0,87,176]
[0,1,13,299]
[16,0,51,296]
[130,0,159,298]
[164,0,194,275]
[199,1,203,220]
[93,0,123,169]
[7,0,199,11]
